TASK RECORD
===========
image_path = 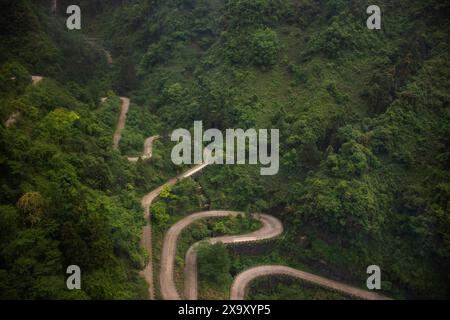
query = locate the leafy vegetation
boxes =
[248,276,353,300]
[1,0,449,299]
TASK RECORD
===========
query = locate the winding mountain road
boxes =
[160,211,273,300]
[162,210,390,300]
[230,265,391,300]
[139,162,209,299]
[183,213,283,300]
[110,97,211,299]
[110,94,392,302]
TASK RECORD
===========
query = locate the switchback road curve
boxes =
[230,265,391,300]
[160,210,280,300]
[183,213,283,300]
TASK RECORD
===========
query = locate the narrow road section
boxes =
[141,163,209,300]
[128,136,160,162]
[230,265,392,300]
[31,75,43,84]
[112,97,130,150]
[5,111,21,128]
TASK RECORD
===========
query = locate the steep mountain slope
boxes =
[0,0,449,300]
[97,0,450,299]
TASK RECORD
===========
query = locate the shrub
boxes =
[250,28,280,67]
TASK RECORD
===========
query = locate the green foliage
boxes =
[225,0,284,29]
[0,0,59,73]
[249,28,280,67]
[1,0,450,300]
[0,62,31,98]
[16,192,45,227]
[308,21,355,58]
[0,69,147,299]
[160,186,174,200]
[212,214,263,235]
[38,108,80,140]
[151,202,170,225]
[197,242,232,289]
[248,277,353,300]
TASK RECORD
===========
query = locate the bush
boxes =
[197,242,232,289]
[0,62,31,97]
[250,28,280,67]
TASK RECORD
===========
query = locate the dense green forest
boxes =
[1,0,449,299]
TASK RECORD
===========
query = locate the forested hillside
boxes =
[1,0,449,299]
[0,0,180,299]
